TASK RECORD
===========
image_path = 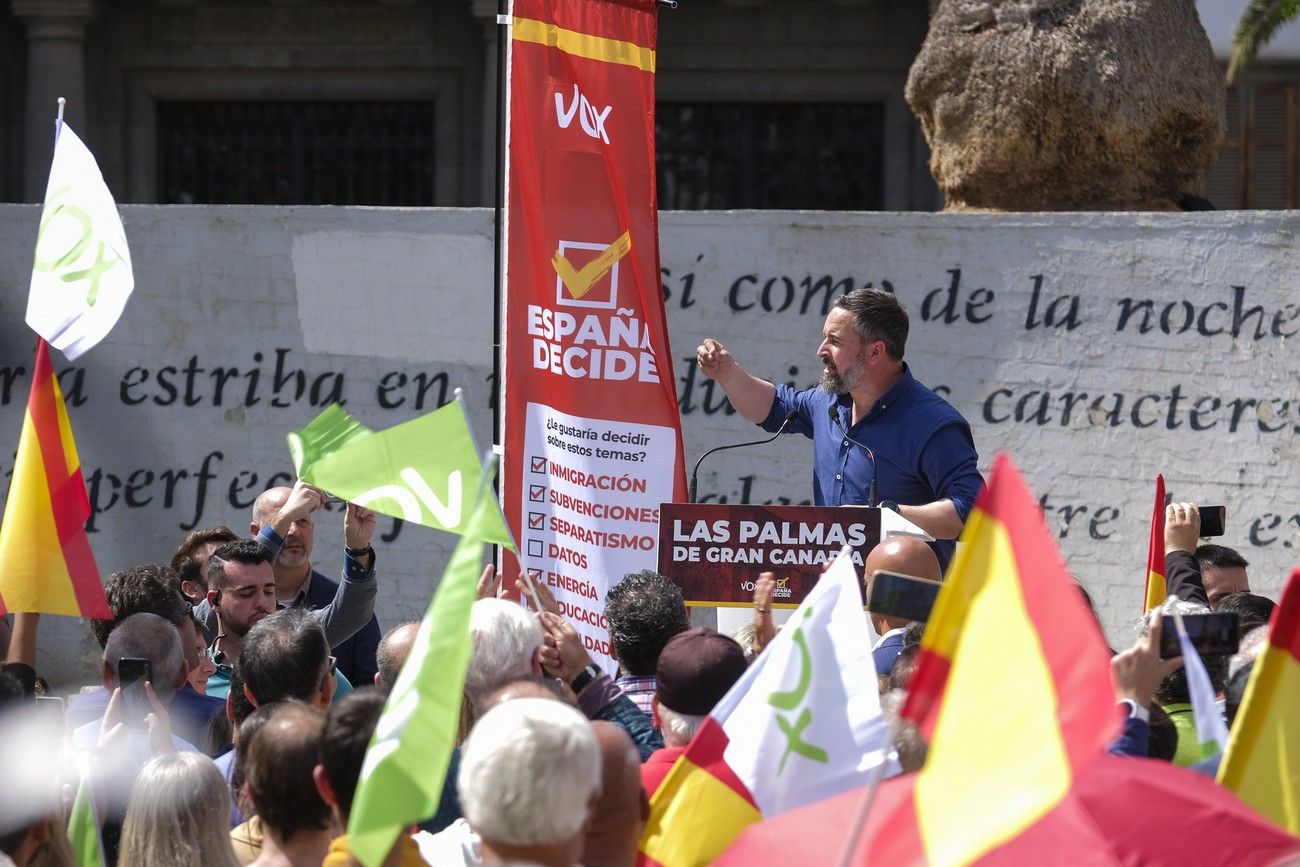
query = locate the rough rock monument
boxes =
[907,0,1225,210]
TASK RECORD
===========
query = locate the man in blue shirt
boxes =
[696,287,983,570]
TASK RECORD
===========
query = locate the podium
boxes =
[656,502,932,610]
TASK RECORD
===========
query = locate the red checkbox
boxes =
[528,511,545,529]
[529,485,546,502]
[530,456,547,473]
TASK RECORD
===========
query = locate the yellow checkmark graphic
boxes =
[552,231,632,300]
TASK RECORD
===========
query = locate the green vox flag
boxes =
[287,401,513,548]
[346,455,501,867]
[67,771,106,867]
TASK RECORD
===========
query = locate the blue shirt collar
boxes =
[834,363,913,425]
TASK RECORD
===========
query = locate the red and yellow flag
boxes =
[637,718,761,867]
[0,339,107,617]
[879,454,1117,865]
[1143,474,1166,612]
[1217,567,1300,833]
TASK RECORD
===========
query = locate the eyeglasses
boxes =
[320,656,338,691]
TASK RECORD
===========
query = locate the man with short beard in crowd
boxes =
[249,483,381,684]
[205,540,278,700]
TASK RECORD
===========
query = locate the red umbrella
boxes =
[715,754,1300,866]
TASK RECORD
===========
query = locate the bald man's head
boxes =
[864,537,942,632]
[251,486,314,569]
[251,486,291,527]
[582,721,646,867]
[375,622,420,688]
[865,536,941,582]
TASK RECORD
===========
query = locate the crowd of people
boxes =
[0,287,1293,865]
[0,480,1285,866]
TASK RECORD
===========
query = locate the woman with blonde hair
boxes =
[119,752,241,867]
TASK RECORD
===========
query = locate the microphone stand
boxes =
[689,411,798,503]
[827,403,878,507]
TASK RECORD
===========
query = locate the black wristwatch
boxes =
[346,545,373,558]
[570,663,601,694]
[879,500,899,512]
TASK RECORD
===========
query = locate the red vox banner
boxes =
[500,0,685,673]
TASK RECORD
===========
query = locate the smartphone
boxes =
[116,657,152,730]
[1160,613,1240,659]
[868,570,942,623]
[1198,505,1226,537]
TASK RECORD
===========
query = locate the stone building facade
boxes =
[0,0,939,209]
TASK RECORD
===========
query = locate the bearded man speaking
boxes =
[695,288,983,572]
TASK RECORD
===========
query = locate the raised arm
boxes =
[696,338,777,424]
[1164,502,1209,607]
[310,501,379,649]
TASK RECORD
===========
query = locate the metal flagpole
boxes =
[491,0,510,581]
[832,748,894,867]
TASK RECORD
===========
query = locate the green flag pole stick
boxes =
[346,456,502,866]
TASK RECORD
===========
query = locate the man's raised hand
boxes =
[1165,502,1201,554]
[1112,610,1182,707]
[276,480,325,527]
[751,572,778,655]
[516,572,559,614]
[344,502,378,551]
[476,564,501,600]
[536,611,593,685]
[696,338,735,381]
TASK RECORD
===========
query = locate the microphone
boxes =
[827,403,878,507]
[689,410,798,503]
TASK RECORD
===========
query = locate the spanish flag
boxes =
[638,550,892,866]
[0,339,107,617]
[637,719,762,867]
[885,454,1117,865]
[1143,474,1166,612]
[1217,567,1300,833]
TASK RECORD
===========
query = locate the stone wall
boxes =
[1,206,1296,685]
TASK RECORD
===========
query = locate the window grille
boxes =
[655,102,885,210]
[157,101,436,206]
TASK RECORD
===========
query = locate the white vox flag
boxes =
[1173,608,1230,758]
[715,546,896,816]
[26,122,133,361]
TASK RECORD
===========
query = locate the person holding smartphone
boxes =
[1165,502,1253,609]
[70,611,195,864]
[863,536,942,678]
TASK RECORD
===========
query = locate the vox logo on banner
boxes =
[554,83,613,143]
[287,402,513,546]
[553,231,631,307]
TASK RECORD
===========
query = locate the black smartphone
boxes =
[868,570,942,623]
[1160,613,1240,659]
[116,657,152,730]
[1198,505,1226,537]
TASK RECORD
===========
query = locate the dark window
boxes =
[1206,84,1297,210]
[655,103,884,210]
[157,101,435,206]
